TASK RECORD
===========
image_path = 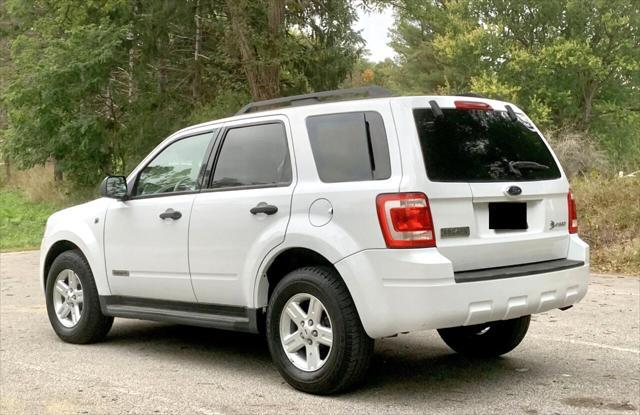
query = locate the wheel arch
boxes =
[42,240,82,291]
[40,229,110,296]
[255,247,346,309]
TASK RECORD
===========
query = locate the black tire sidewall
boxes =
[267,269,349,389]
[45,250,106,342]
[438,315,531,357]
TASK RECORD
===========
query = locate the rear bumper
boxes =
[335,235,589,338]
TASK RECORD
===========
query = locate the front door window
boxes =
[135,132,213,196]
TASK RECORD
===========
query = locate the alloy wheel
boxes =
[279,293,333,372]
[52,269,84,328]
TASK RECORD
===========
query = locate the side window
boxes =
[210,123,291,189]
[134,132,213,196]
[306,111,391,183]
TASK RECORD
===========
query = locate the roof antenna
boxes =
[505,105,518,122]
[429,100,444,118]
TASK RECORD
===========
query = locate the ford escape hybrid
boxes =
[41,87,589,394]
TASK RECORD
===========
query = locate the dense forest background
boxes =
[0,0,638,272]
[1,0,638,185]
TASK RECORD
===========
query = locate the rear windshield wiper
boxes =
[510,161,549,170]
[509,160,549,176]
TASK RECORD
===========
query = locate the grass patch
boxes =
[0,165,96,252]
[0,189,63,251]
[572,174,640,275]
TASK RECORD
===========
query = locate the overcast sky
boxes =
[354,7,396,62]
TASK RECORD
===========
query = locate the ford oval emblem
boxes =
[506,185,522,196]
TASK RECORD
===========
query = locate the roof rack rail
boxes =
[235,86,394,115]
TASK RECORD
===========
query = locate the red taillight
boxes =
[568,190,578,234]
[454,100,493,111]
[376,192,436,248]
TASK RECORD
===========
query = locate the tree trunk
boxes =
[225,0,285,100]
[127,3,138,104]
[263,0,285,99]
[192,0,202,101]
[226,0,261,99]
[128,39,134,104]
[581,80,599,130]
[53,158,63,182]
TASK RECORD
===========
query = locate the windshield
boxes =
[413,108,561,182]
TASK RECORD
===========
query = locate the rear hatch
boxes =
[394,97,570,272]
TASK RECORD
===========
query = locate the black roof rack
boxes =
[235,86,394,115]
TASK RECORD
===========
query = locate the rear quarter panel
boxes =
[253,100,403,307]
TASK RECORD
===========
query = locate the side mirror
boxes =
[100,176,128,200]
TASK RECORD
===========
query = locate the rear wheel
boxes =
[266,266,373,395]
[437,315,530,357]
[45,250,113,344]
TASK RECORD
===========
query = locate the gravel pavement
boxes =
[1,250,638,414]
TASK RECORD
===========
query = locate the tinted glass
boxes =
[135,132,213,196]
[211,123,291,189]
[413,109,561,182]
[306,112,391,183]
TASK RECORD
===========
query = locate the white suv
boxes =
[41,88,589,394]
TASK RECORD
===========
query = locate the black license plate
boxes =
[489,202,528,230]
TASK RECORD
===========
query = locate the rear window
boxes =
[413,108,561,182]
[306,111,391,183]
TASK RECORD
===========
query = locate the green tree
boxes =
[386,0,640,168]
[4,0,129,184]
[2,0,364,184]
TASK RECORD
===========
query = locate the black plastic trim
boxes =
[99,296,259,333]
[200,182,292,194]
[454,259,585,283]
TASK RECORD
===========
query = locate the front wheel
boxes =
[45,250,114,344]
[437,315,531,357]
[266,266,373,395]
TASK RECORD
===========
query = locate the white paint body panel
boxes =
[40,198,112,295]
[335,235,589,338]
[104,195,197,302]
[189,185,293,305]
[40,94,590,339]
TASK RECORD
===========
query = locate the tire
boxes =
[45,250,114,344]
[437,315,531,358]
[266,266,373,395]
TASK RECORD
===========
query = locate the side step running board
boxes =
[100,296,259,333]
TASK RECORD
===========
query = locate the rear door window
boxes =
[413,108,561,182]
[210,123,292,189]
[306,111,391,183]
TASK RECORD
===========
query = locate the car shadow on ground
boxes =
[100,320,538,399]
